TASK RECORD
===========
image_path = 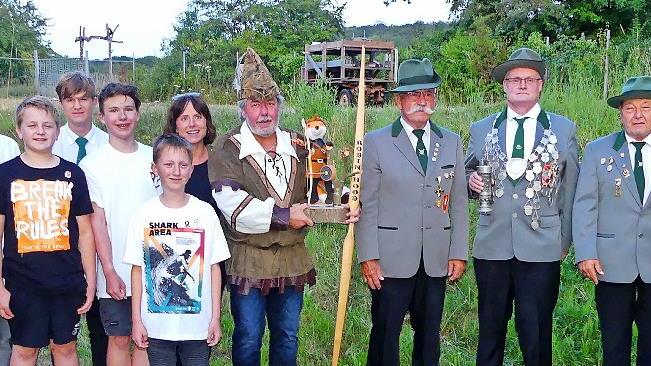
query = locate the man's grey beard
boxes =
[245,117,278,137]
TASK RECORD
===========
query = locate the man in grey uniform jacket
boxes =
[574,76,651,366]
[465,48,579,366]
[356,58,469,366]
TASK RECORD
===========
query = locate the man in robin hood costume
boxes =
[208,48,356,366]
[465,48,580,366]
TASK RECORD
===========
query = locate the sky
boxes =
[29,0,451,60]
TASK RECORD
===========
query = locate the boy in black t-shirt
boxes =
[0,96,96,366]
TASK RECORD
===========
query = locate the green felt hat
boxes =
[491,47,547,83]
[607,76,651,108]
[389,58,442,93]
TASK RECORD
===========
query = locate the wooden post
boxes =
[75,24,122,80]
[108,26,113,80]
[603,29,611,100]
[7,20,14,98]
[84,51,89,75]
[132,52,136,83]
[104,24,122,81]
[331,46,366,366]
[76,26,86,69]
[33,50,39,95]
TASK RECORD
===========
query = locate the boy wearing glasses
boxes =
[465,48,579,366]
[80,83,158,366]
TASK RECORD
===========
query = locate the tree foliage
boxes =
[161,0,344,96]
[446,0,651,39]
[0,0,53,83]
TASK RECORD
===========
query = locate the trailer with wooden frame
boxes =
[301,39,398,105]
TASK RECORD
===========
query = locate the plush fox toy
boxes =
[302,115,335,204]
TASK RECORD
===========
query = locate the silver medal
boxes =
[525,170,535,181]
[549,135,557,144]
[541,153,550,163]
[495,188,504,198]
[533,162,543,174]
[531,220,540,230]
[600,157,606,165]
[498,171,507,181]
[533,180,542,192]
[526,188,535,199]
[524,205,533,216]
[607,165,613,172]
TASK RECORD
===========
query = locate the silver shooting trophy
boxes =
[477,164,493,214]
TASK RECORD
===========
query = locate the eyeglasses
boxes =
[403,90,437,99]
[504,77,542,86]
[172,92,201,101]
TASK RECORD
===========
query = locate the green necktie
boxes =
[413,129,428,172]
[75,137,88,164]
[512,117,527,159]
[633,141,646,203]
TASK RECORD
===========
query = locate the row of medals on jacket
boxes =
[604,154,630,198]
[482,120,560,230]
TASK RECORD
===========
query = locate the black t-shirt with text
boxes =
[0,156,93,294]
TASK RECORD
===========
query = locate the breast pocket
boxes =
[477,214,491,226]
[539,214,561,228]
[596,233,615,238]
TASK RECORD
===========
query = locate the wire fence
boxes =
[0,51,135,98]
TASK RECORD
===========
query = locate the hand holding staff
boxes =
[331,46,366,365]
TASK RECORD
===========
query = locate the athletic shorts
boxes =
[7,286,84,348]
[99,297,132,336]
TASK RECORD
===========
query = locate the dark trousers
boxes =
[595,277,651,366]
[147,338,210,366]
[50,297,107,366]
[87,297,108,366]
[367,262,446,366]
[474,258,560,366]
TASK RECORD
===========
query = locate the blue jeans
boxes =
[230,285,303,366]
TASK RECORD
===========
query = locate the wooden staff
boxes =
[331,45,366,365]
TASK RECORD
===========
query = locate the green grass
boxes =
[0,88,624,365]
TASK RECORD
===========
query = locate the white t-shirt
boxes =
[80,142,159,298]
[0,134,19,164]
[123,195,230,341]
[53,123,109,164]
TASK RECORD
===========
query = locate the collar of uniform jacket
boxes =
[391,118,443,138]
[492,107,550,130]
